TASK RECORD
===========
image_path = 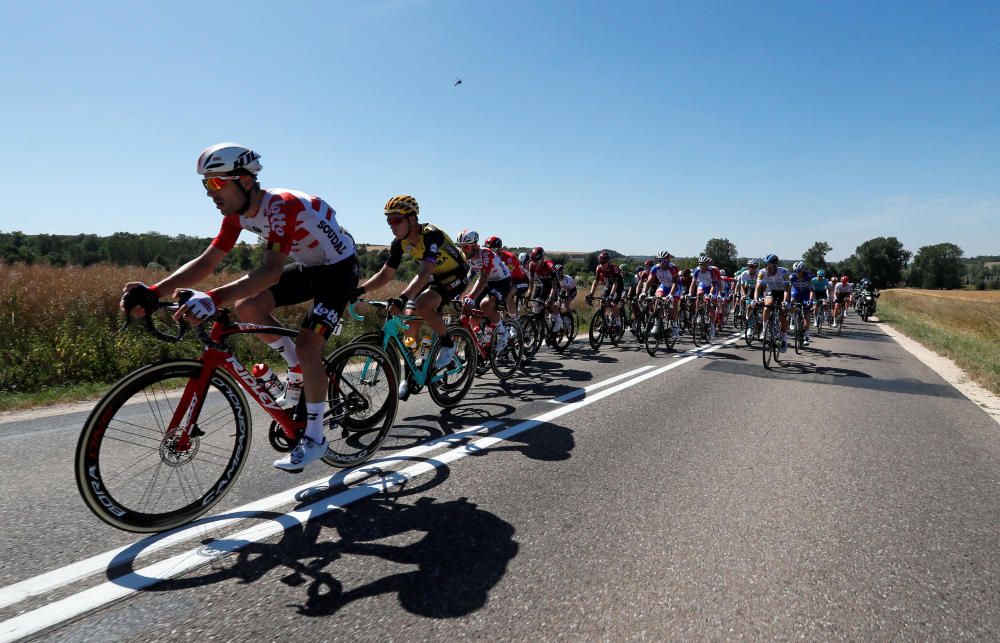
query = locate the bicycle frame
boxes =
[167,318,303,453]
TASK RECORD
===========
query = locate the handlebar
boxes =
[121,301,188,344]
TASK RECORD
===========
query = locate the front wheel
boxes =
[427,326,478,408]
[589,310,606,350]
[490,322,524,379]
[75,360,251,533]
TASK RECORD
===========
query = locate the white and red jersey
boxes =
[529,259,556,282]
[466,247,511,282]
[496,249,527,280]
[212,188,355,266]
[692,266,721,290]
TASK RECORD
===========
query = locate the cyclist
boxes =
[753,254,790,351]
[645,251,681,338]
[717,269,735,329]
[811,269,831,327]
[587,251,625,331]
[456,229,512,351]
[738,258,761,324]
[356,195,469,390]
[689,255,721,337]
[121,143,359,473]
[485,236,529,318]
[833,276,854,327]
[553,264,578,333]
[788,261,815,344]
[528,247,563,333]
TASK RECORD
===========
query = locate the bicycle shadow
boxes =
[113,495,518,620]
[768,359,872,378]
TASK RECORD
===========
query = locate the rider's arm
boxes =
[360,262,397,293]
[401,260,435,302]
[203,248,285,307]
[143,244,228,297]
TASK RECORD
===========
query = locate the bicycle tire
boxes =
[644,315,660,356]
[589,310,605,350]
[762,316,773,368]
[322,342,398,468]
[490,322,524,379]
[552,313,573,352]
[794,311,804,355]
[744,311,757,346]
[520,315,542,359]
[427,325,477,407]
[76,360,251,533]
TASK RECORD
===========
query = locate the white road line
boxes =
[0,337,739,641]
[547,364,655,403]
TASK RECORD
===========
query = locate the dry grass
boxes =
[878,288,1000,394]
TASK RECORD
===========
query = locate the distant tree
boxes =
[909,243,964,289]
[703,238,738,274]
[802,241,832,271]
[854,236,911,288]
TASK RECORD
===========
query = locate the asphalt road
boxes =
[1,314,998,641]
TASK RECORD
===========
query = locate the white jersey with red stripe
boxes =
[466,247,511,282]
[693,266,720,289]
[211,187,355,266]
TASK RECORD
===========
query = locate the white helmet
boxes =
[455,228,479,245]
[793,261,805,271]
[196,143,262,175]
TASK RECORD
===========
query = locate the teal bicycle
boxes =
[348,299,477,408]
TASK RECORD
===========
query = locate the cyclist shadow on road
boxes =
[124,494,519,620]
[769,359,872,378]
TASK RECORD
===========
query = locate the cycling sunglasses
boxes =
[202,176,243,191]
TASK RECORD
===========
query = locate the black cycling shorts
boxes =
[513,276,530,294]
[475,277,512,307]
[408,270,468,313]
[270,257,360,339]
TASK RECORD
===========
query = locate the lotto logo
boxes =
[269,209,287,237]
[312,303,340,325]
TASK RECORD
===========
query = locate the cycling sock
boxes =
[304,401,327,442]
[268,337,300,369]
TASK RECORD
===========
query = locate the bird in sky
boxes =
[454,77,463,87]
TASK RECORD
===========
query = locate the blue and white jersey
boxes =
[789,271,814,299]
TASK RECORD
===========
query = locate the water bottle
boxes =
[419,335,433,358]
[252,363,284,399]
[403,336,418,354]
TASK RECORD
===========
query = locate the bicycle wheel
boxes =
[589,310,606,350]
[520,315,542,359]
[761,316,773,368]
[744,311,757,346]
[836,310,844,335]
[794,312,804,354]
[552,313,574,352]
[814,306,824,334]
[76,360,251,533]
[322,342,398,468]
[772,318,783,364]
[644,315,660,357]
[568,311,580,340]
[490,322,524,379]
[609,312,623,346]
[691,311,703,347]
[427,325,477,407]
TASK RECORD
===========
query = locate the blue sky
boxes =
[1,0,998,261]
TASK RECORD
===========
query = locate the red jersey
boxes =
[529,259,556,282]
[594,263,623,284]
[497,249,527,280]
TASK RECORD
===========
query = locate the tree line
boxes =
[2,230,996,290]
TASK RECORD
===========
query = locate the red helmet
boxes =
[840,276,849,284]
[598,251,610,263]
[530,246,545,261]
[645,259,654,268]
[484,235,502,250]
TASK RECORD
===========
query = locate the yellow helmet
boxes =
[384,194,419,217]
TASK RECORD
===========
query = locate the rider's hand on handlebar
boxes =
[172,289,217,325]
[120,282,159,318]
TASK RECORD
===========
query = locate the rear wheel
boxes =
[520,316,543,358]
[322,342,398,468]
[76,360,250,533]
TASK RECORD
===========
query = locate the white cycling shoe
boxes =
[273,436,328,473]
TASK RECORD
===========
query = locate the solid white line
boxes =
[0,337,740,641]
[547,364,655,403]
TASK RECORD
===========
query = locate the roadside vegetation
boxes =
[877,289,1000,395]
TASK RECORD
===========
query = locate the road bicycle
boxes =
[76,301,398,533]
[643,295,680,356]
[348,299,477,407]
[789,301,808,355]
[761,301,784,368]
[448,300,524,379]
[690,294,716,347]
[586,295,623,350]
[520,297,570,357]
[743,297,762,346]
[813,299,828,334]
